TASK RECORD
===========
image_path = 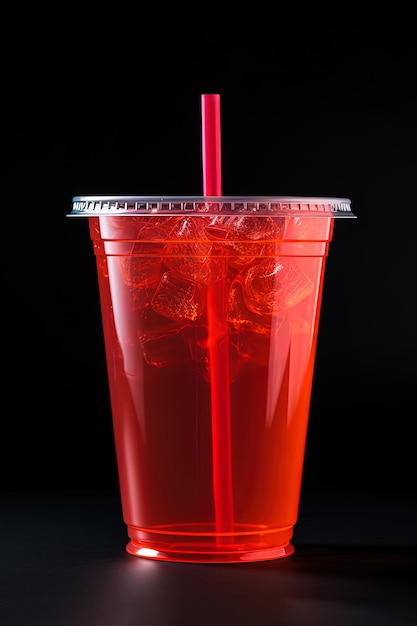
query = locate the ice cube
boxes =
[138,323,191,368]
[163,216,227,285]
[227,279,273,334]
[206,214,284,240]
[243,258,314,316]
[236,330,272,366]
[151,271,204,322]
[119,257,163,288]
[206,215,285,267]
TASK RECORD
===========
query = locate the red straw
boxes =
[201,94,234,536]
[201,94,222,196]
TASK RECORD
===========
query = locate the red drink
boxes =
[72,197,356,563]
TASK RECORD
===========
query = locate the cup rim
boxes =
[68,196,355,218]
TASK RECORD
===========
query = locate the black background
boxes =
[1,10,416,626]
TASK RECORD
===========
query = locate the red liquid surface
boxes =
[89,214,333,562]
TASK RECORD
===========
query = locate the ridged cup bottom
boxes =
[125,523,295,563]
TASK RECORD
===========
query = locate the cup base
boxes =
[126,540,295,563]
[125,523,295,563]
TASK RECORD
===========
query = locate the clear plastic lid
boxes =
[68,196,355,218]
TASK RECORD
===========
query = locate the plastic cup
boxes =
[68,195,355,563]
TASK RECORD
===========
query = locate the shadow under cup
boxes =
[68,196,355,563]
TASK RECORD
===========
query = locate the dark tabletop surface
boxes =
[1,488,416,626]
